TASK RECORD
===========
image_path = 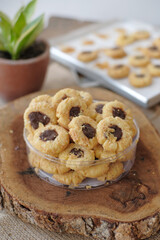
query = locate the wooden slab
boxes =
[0,87,160,240]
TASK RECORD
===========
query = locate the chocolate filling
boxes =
[135,56,144,59]
[112,47,120,50]
[70,148,84,158]
[115,64,123,69]
[82,51,92,54]
[112,107,126,119]
[155,64,160,68]
[82,123,96,139]
[69,106,80,118]
[136,74,145,78]
[40,129,58,142]
[29,112,50,129]
[149,46,158,51]
[62,94,68,100]
[109,124,123,141]
[95,104,104,114]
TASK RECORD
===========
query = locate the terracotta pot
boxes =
[0,40,49,101]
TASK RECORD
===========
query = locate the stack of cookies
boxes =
[24,88,138,187]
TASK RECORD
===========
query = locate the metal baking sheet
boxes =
[49,20,160,108]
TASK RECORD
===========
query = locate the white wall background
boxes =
[0,0,160,26]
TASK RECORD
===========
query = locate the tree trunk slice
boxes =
[0,87,160,240]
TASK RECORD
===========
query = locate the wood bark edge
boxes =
[1,185,160,240]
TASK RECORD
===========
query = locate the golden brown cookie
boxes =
[108,64,130,79]
[61,46,75,53]
[115,28,126,34]
[69,115,98,150]
[79,91,93,106]
[53,170,85,186]
[24,102,57,134]
[59,143,95,170]
[129,55,150,67]
[86,101,107,122]
[153,38,160,48]
[133,30,150,40]
[82,40,94,45]
[52,88,80,107]
[103,100,136,137]
[29,94,52,106]
[95,61,109,69]
[98,162,123,181]
[77,50,98,62]
[129,72,152,88]
[29,152,70,175]
[56,97,87,129]
[104,47,126,59]
[148,63,160,76]
[96,33,108,39]
[97,116,132,152]
[116,34,135,46]
[140,46,160,58]
[94,145,116,162]
[79,162,110,178]
[29,124,69,156]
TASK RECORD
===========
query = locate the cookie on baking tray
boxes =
[82,40,94,45]
[140,46,160,58]
[108,64,130,79]
[61,46,75,53]
[116,34,135,46]
[133,30,150,40]
[104,46,126,59]
[129,55,150,67]
[129,72,152,88]
[148,63,160,77]
[153,38,160,48]
[77,50,98,62]
[69,115,98,149]
[97,116,132,152]
[95,33,108,39]
[56,97,87,129]
[95,61,109,69]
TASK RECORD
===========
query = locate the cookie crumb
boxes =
[86,185,92,189]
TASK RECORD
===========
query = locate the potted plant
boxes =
[0,0,49,100]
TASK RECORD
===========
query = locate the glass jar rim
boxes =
[23,120,140,166]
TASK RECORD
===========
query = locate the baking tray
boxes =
[49,20,160,108]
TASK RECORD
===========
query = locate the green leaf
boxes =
[0,11,11,25]
[13,14,44,59]
[23,0,37,23]
[0,38,5,50]
[0,11,12,52]
[13,11,26,38]
[13,6,24,25]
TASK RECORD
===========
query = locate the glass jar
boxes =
[23,121,139,190]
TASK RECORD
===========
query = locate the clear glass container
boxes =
[23,121,139,190]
